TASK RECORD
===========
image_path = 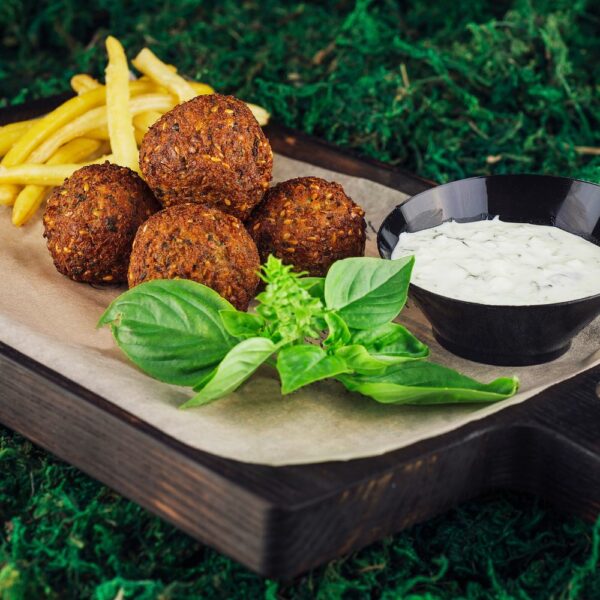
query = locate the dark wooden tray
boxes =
[1,97,599,579]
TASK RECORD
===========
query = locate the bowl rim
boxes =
[396,174,600,207]
[377,173,600,309]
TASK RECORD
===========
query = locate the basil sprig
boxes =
[99,255,518,407]
[97,279,238,387]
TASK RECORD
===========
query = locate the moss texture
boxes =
[1,0,598,183]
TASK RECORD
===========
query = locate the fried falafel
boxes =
[128,203,260,310]
[43,162,160,284]
[139,94,272,220]
[248,176,366,276]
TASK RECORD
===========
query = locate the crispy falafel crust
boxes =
[248,176,366,276]
[128,203,260,311]
[43,162,160,284]
[140,94,272,221]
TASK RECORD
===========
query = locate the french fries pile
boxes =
[0,37,269,226]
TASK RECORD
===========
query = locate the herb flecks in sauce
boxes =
[392,218,600,305]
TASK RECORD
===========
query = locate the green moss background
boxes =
[1,0,599,184]
[0,0,599,597]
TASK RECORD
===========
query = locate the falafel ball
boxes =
[139,94,272,221]
[43,162,160,284]
[248,177,366,276]
[128,203,260,310]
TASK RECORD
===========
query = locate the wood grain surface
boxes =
[0,96,598,578]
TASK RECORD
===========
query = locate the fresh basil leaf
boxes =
[336,338,427,376]
[334,345,389,375]
[191,367,218,392]
[323,311,351,349]
[277,345,350,394]
[351,322,429,359]
[98,279,238,387]
[299,277,325,301]
[181,337,277,408]
[335,340,426,376]
[324,256,414,329]
[337,361,518,404]
[220,310,265,339]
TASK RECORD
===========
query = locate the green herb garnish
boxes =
[98,255,518,407]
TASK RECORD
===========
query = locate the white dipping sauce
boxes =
[391,218,600,305]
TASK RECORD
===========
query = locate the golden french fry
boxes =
[74,77,170,95]
[0,119,40,157]
[139,65,176,87]
[0,86,109,205]
[190,81,215,96]
[2,87,107,167]
[134,128,145,146]
[105,36,139,172]
[128,93,177,113]
[29,94,176,164]
[71,74,102,94]
[137,77,169,94]
[1,80,153,168]
[0,155,114,187]
[133,110,162,133]
[0,185,20,205]
[133,47,199,102]
[27,108,107,163]
[0,164,90,186]
[10,185,47,225]
[133,110,162,144]
[12,138,103,226]
[138,76,211,96]
[89,141,112,160]
[245,103,270,127]
[129,80,161,96]
[48,138,104,165]
[86,126,110,139]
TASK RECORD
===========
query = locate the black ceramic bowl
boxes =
[377,174,600,366]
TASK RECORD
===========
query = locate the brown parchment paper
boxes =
[1,154,599,465]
